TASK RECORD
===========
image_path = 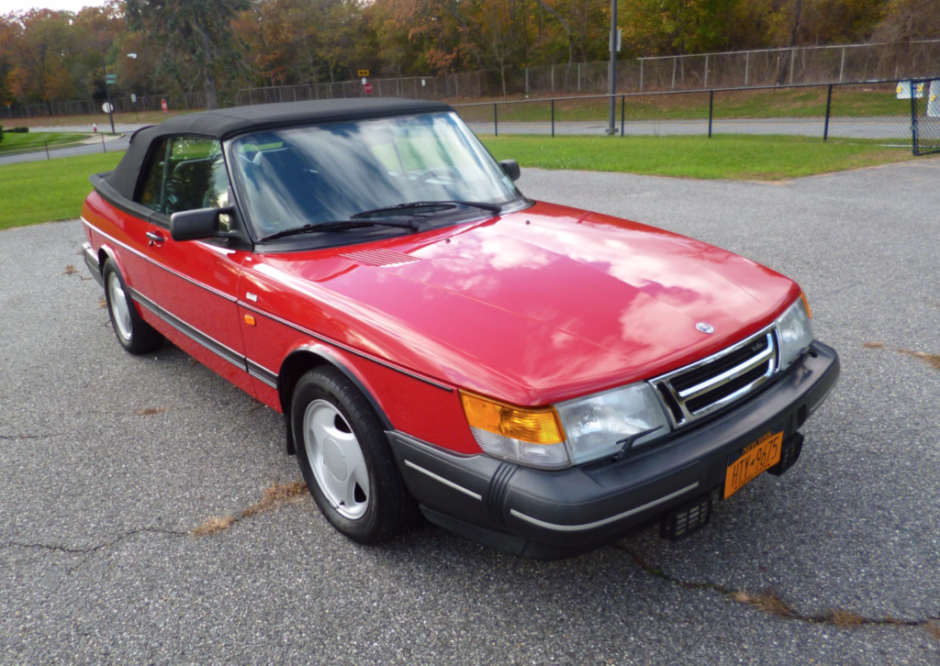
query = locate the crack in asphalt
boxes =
[2,527,189,557]
[3,527,191,601]
[0,433,64,441]
[613,543,940,633]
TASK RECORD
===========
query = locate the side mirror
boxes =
[170,206,236,241]
[499,159,521,183]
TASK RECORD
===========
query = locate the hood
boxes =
[251,202,799,405]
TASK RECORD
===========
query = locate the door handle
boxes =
[146,231,165,246]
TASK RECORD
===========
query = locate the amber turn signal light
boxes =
[460,391,565,445]
[800,292,812,319]
[244,314,256,326]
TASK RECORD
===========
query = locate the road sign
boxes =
[358,69,369,77]
[896,81,926,99]
[105,74,117,85]
[363,82,373,95]
[161,98,168,113]
[102,102,113,113]
[130,93,137,103]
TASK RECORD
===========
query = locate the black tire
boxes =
[102,258,163,355]
[292,366,418,544]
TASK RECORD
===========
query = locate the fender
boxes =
[278,343,395,455]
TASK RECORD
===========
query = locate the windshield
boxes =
[229,111,521,240]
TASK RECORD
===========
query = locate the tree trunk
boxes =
[776,0,803,85]
[204,68,219,110]
[535,0,574,90]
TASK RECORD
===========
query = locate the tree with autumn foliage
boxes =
[0,0,938,109]
[126,0,249,109]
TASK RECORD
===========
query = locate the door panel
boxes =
[140,134,255,395]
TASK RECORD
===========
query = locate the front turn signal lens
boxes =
[460,391,564,444]
[460,391,569,469]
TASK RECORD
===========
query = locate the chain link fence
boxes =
[453,79,939,152]
[912,79,940,156]
[517,40,940,96]
[235,72,484,107]
[0,92,207,121]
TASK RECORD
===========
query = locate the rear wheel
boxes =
[292,366,418,544]
[102,259,163,355]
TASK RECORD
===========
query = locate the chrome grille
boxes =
[651,327,778,428]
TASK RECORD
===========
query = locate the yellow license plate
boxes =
[724,431,784,499]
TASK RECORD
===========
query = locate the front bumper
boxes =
[387,340,840,559]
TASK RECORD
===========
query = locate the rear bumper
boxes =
[387,340,840,559]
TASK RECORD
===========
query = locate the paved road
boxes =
[1,160,939,664]
[0,133,129,166]
[466,117,914,140]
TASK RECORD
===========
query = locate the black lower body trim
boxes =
[129,288,245,370]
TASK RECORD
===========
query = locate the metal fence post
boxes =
[704,54,709,89]
[551,99,555,138]
[823,84,833,141]
[578,63,581,91]
[839,47,846,83]
[101,134,106,153]
[789,48,795,85]
[640,60,644,92]
[671,57,677,90]
[494,103,498,137]
[708,90,714,138]
[525,67,529,96]
[45,142,49,160]
[744,52,750,86]
[910,80,919,155]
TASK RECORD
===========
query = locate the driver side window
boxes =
[137,136,230,217]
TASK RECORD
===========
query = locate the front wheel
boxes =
[292,366,418,544]
[102,259,163,355]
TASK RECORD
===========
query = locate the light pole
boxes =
[127,53,138,122]
[102,55,115,134]
[606,0,619,135]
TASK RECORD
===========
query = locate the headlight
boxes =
[776,293,814,369]
[556,383,670,465]
[460,391,570,469]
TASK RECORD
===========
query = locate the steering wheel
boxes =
[409,166,467,188]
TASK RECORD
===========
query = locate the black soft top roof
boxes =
[103,98,453,201]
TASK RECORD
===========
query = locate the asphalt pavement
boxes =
[1,158,939,664]
[0,133,130,166]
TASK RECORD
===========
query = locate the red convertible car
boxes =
[82,99,839,559]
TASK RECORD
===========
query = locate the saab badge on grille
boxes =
[696,322,715,334]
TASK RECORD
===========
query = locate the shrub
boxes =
[10,127,29,133]
[0,124,3,144]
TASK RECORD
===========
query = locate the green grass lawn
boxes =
[0,131,91,154]
[0,152,122,229]
[481,134,916,180]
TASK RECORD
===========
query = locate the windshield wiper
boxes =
[260,219,420,243]
[351,200,502,219]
